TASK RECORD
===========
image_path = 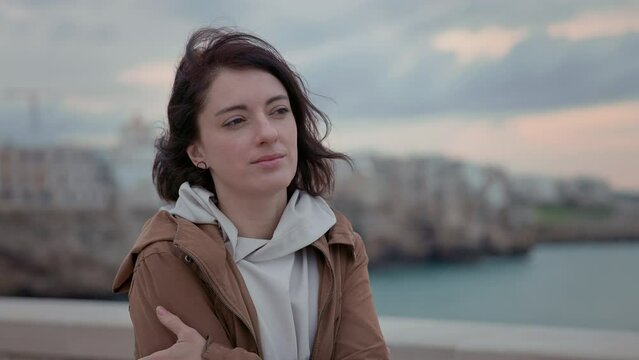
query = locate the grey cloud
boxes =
[295,29,639,120]
[2,0,638,146]
[423,34,639,114]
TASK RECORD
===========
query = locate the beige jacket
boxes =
[112,210,389,359]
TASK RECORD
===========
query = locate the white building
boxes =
[110,116,162,210]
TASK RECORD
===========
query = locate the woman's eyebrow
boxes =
[215,95,289,116]
[215,104,247,116]
[265,94,288,105]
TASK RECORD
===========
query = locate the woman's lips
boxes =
[251,153,285,167]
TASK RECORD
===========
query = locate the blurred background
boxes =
[1,0,639,335]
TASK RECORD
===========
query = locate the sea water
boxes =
[369,242,639,331]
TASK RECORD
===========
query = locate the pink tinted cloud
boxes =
[431,26,528,65]
[446,101,639,190]
[117,60,176,89]
[548,7,639,40]
[330,101,639,190]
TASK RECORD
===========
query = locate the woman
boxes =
[112,27,389,360]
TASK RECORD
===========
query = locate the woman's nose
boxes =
[255,114,278,144]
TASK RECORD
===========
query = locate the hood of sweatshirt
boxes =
[162,182,336,263]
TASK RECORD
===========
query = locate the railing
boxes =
[1,297,638,360]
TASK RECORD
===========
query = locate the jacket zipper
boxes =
[175,244,262,357]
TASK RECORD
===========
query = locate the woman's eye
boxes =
[273,107,290,116]
[224,117,244,127]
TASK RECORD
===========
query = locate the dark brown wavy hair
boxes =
[153,27,351,202]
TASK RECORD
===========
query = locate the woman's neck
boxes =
[216,189,288,239]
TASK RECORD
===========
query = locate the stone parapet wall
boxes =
[2,297,639,360]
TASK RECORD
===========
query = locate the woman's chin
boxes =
[240,178,294,198]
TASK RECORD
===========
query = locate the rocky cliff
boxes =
[1,154,638,298]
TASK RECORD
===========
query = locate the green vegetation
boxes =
[534,205,613,225]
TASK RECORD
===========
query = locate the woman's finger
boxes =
[155,305,194,340]
[144,306,206,360]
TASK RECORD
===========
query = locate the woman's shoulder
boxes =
[112,211,181,293]
[132,210,222,262]
[327,209,366,254]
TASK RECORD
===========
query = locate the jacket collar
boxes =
[308,210,356,262]
[112,209,356,293]
[328,210,356,246]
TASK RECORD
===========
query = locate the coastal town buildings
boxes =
[110,115,162,210]
[0,146,114,212]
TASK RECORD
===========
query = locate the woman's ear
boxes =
[186,142,205,166]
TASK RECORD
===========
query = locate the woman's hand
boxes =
[140,306,207,360]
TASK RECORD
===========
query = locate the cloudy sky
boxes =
[1,0,638,190]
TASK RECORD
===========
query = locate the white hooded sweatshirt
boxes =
[162,182,336,360]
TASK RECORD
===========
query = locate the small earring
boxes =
[196,161,208,170]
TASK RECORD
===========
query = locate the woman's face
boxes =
[187,68,298,200]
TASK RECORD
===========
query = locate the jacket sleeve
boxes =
[128,248,261,360]
[333,233,390,360]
